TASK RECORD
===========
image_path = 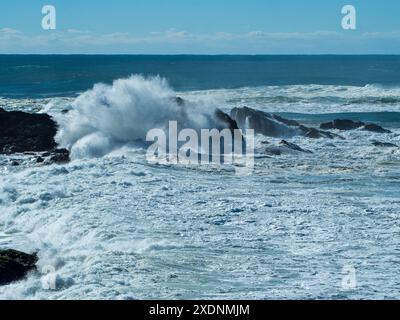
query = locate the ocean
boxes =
[0,55,399,299]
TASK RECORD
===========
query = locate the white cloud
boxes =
[0,27,21,35]
[0,28,399,53]
[362,31,400,39]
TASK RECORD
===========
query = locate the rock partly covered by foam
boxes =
[280,140,313,154]
[0,108,70,163]
[320,119,392,133]
[372,141,399,148]
[215,109,240,133]
[0,249,38,286]
[230,107,342,139]
[175,97,240,135]
[363,124,392,134]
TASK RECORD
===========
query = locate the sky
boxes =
[0,0,399,54]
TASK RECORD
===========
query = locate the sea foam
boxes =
[55,75,218,159]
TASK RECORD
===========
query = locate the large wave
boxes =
[55,75,220,159]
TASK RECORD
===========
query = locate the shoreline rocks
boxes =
[0,249,38,286]
[230,107,343,139]
[320,119,392,134]
[0,107,58,154]
[0,107,70,164]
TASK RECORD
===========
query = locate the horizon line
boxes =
[1,53,400,56]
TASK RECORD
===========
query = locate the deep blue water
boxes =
[1,55,400,98]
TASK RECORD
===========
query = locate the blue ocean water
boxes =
[1,56,400,299]
[1,55,400,98]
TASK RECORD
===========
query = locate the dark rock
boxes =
[174,97,185,106]
[372,141,398,148]
[230,107,340,139]
[320,119,364,130]
[231,107,287,137]
[363,124,392,134]
[61,109,70,114]
[320,119,392,134]
[36,156,45,163]
[264,147,282,156]
[280,140,313,154]
[49,149,70,164]
[0,249,38,286]
[53,148,69,154]
[11,161,20,166]
[0,108,58,154]
[215,109,239,133]
[301,126,345,140]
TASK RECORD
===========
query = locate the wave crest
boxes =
[55,75,218,159]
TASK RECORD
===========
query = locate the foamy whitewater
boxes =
[1,76,399,299]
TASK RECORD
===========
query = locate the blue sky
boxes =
[0,0,399,53]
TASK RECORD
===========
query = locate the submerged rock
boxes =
[320,119,392,134]
[174,96,185,106]
[280,140,313,154]
[0,249,38,286]
[372,141,399,148]
[230,107,341,139]
[49,149,70,164]
[263,140,313,156]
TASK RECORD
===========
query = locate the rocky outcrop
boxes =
[0,249,38,286]
[320,119,392,134]
[0,108,58,154]
[0,108,70,163]
[215,109,240,133]
[230,107,343,139]
[35,149,70,165]
[320,119,364,131]
[363,124,392,134]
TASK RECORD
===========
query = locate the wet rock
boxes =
[0,249,38,286]
[230,107,340,139]
[320,119,392,134]
[0,107,58,154]
[48,149,70,164]
[363,124,392,134]
[280,140,313,154]
[36,156,45,163]
[174,96,185,106]
[372,141,398,148]
[300,126,344,140]
[320,119,364,131]
[215,109,240,133]
[10,161,20,166]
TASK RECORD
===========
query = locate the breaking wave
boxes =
[55,75,220,159]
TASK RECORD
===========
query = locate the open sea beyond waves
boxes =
[0,56,399,299]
